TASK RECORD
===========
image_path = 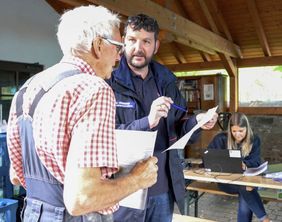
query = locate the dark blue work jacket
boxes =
[107,56,201,214]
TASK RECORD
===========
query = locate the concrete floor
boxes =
[174,193,282,222]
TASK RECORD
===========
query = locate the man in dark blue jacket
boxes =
[107,14,218,222]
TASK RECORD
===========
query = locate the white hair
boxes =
[57,5,120,56]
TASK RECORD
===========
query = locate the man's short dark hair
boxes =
[124,14,159,40]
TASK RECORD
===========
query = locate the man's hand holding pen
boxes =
[148,96,173,129]
[148,96,218,130]
[148,96,189,129]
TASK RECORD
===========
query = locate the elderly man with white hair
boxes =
[7,5,158,222]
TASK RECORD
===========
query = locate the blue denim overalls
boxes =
[15,63,113,222]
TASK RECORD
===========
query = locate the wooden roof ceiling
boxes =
[45,0,282,76]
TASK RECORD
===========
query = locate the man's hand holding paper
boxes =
[163,106,218,152]
[197,107,218,130]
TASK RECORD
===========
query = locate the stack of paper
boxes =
[115,130,157,210]
[264,171,282,179]
[243,161,268,176]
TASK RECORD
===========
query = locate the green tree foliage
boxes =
[274,66,282,72]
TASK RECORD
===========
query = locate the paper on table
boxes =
[243,161,268,176]
[162,106,218,152]
[115,129,157,210]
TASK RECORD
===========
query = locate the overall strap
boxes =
[16,63,81,118]
[15,63,80,207]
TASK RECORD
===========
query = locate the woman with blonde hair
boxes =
[207,112,270,222]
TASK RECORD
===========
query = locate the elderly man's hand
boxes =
[130,156,158,189]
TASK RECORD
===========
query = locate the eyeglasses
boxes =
[101,37,125,54]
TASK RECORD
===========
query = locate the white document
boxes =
[264,171,282,179]
[243,161,268,176]
[163,106,218,152]
[115,129,157,210]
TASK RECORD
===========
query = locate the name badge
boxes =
[229,150,241,158]
[116,101,135,109]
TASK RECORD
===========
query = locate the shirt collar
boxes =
[60,56,96,76]
[131,67,153,81]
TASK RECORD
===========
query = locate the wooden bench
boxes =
[185,181,282,217]
[172,213,216,222]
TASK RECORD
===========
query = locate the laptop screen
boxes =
[202,149,243,174]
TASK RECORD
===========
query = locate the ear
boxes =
[153,39,160,55]
[92,38,103,58]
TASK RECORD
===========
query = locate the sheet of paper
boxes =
[244,161,268,176]
[163,106,218,152]
[115,129,157,209]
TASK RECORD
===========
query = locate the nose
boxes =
[133,40,142,52]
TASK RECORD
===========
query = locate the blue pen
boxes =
[171,103,188,113]
[156,93,188,113]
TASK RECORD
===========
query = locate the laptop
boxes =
[202,149,243,174]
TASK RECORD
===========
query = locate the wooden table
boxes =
[183,168,282,217]
[184,168,282,190]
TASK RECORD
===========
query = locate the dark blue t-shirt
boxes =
[131,70,170,196]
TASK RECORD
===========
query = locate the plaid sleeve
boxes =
[70,83,118,178]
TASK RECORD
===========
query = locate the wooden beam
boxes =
[79,0,241,57]
[174,36,216,55]
[158,30,175,43]
[166,56,282,72]
[247,0,271,57]
[167,56,238,74]
[200,52,212,62]
[216,52,237,76]
[167,0,189,18]
[45,0,67,14]
[56,0,88,8]
[57,0,236,57]
[230,75,238,112]
[164,0,174,12]
[154,55,164,65]
[163,0,211,63]
[208,0,234,42]
[176,0,212,62]
[237,56,282,67]
[198,0,218,33]
[171,43,187,64]
[218,54,237,77]
[155,30,217,55]
[167,61,223,72]
[238,107,282,115]
[158,30,216,55]
[198,0,237,77]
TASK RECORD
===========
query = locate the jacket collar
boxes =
[112,56,135,91]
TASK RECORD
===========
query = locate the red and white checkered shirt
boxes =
[7,56,119,214]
